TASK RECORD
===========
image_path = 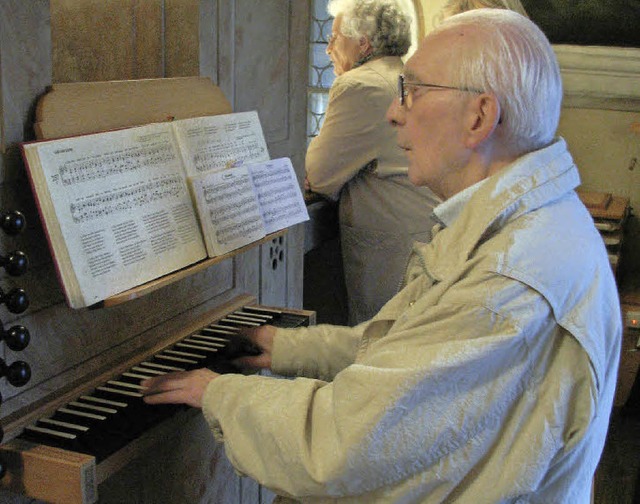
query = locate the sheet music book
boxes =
[20,112,306,308]
[189,158,309,256]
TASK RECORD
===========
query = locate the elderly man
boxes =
[143,10,621,503]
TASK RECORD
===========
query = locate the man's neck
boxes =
[443,154,519,201]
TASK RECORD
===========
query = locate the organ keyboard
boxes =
[0,295,314,504]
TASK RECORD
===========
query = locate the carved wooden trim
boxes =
[556,44,640,111]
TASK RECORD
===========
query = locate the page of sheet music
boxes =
[173,111,270,176]
[35,122,207,306]
[249,158,309,234]
[189,167,266,257]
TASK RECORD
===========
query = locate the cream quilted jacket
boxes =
[203,139,621,503]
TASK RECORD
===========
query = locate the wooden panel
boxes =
[134,0,165,78]
[260,234,288,306]
[234,0,290,144]
[52,0,137,82]
[137,416,240,503]
[615,303,640,408]
[0,0,51,154]
[0,440,97,504]
[166,0,201,77]
[51,0,209,83]
[35,77,231,139]
[224,0,309,308]
[199,0,219,83]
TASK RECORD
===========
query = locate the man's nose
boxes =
[386,97,405,127]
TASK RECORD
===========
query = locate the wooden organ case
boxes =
[0,44,308,504]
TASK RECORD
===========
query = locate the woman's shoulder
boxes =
[332,56,402,96]
[351,56,402,81]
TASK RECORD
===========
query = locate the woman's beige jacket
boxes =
[306,56,440,324]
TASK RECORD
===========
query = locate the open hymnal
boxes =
[21,112,307,308]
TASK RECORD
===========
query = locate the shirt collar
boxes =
[432,178,489,228]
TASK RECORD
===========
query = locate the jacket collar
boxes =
[414,138,580,281]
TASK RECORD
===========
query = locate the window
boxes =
[307,0,335,144]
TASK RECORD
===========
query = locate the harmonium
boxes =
[0,294,315,504]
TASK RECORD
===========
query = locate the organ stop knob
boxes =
[0,250,28,277]
[0,358,31,387]
[0,210,26,236]
[0,323,30,351]
[0,287,29,314]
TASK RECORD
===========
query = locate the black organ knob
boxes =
[0,323,30,352]
[0,210,26,236]
[0,358,31,387]
[0,250,28,276]
[0,287,28,314]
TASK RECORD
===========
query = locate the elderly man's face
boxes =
[386,31,473,200]
[326,14,362,76]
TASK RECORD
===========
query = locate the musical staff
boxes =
[70,176,184,223]
[59,142,176,186]
[173,112,270,175]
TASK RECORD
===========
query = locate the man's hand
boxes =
[235,324,276,370]
[142,368,219,408]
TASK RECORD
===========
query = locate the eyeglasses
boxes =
[398,74,483,109]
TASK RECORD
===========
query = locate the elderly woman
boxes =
[306,0,439,325]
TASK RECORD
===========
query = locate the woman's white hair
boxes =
[327,0,412,57]
[435,9,562,153]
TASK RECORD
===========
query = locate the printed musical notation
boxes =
[192,139,267,173]
[24,121,207,307]
[69,176,184,223]
[188,157,308,257]
[173,111,270,176]
[249,159,308,235]
[191,168,265,255]
[59,142,176,186]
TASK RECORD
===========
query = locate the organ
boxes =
[0,294,314,504]
[0,66,309,503]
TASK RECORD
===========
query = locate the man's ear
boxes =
[464,94,501,148]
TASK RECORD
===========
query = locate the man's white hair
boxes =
[435,9,562,154]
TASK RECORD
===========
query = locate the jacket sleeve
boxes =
[306,74,393,201]
[201,289,592,500]
[270,322,364,381]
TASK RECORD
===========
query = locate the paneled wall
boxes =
[0,1,309,502]
[50,0,207,81]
